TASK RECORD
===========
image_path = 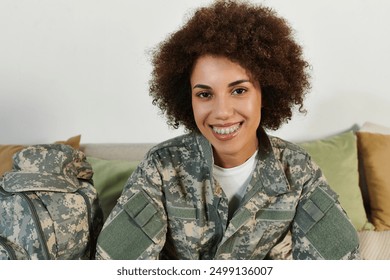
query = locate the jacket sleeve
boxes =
[291,157,361,260]
[95,154,167,260]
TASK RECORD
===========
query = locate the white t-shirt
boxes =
[213,150,258,218]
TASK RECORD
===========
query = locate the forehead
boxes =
[191,55,251,83]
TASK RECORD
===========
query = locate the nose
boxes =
[213,95,233,120]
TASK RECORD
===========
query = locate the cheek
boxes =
[241,97,262,124]
[252,104,262,125]
[191,100,203,129]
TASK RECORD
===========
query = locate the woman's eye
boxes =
[232,88,246,95]
[197,92,212,99]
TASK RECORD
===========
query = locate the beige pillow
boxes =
[0,135,81,177]
[356,132,390,230]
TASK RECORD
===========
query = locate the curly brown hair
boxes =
[149,0,311,132]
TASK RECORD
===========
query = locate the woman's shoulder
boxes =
[146,132,205,159]
[268,134,308,156]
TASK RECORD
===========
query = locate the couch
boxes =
[1,122,390,259]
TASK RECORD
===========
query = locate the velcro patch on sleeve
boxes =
[96,191,165,259]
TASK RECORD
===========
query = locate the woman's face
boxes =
[191,55,262,168]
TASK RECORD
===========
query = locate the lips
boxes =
[210,122,242,141]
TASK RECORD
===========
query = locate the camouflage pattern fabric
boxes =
[0,144,103,260]
[96,128,360,260]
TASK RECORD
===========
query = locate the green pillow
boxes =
[87,157,140,221]
[299,131,373,231]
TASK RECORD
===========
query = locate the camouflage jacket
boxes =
[96,129,360,260]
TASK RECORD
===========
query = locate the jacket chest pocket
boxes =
[253,209,295,246]
[165,204,216,258]
[166,204,204,237]
[254,208,295,233]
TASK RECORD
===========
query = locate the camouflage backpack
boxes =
[0,144,103,259]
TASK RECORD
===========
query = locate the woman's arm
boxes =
[95,155,167,260]
[291,158,361,260]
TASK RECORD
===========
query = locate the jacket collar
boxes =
[255,127,290,197]
[194,127,290,198]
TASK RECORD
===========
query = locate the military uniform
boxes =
[96,128,360,260]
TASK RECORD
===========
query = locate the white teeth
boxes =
[212,124,241,135]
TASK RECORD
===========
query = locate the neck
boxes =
[213,139,258,168]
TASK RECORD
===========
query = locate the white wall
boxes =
[1,0,389,144]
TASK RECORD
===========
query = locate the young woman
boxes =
[96,0,360,260]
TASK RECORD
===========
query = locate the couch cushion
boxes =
[358,230,390,259]
[358,122,390,223]
[359,122,390,134]
[87,157,139,221]
[299,131,372,231]
[81,143,153,161]
[356,131,390,231]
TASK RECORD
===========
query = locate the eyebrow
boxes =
[228,79,250,87]
[192,79,251,89]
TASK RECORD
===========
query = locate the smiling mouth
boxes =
[211,123,242,135]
